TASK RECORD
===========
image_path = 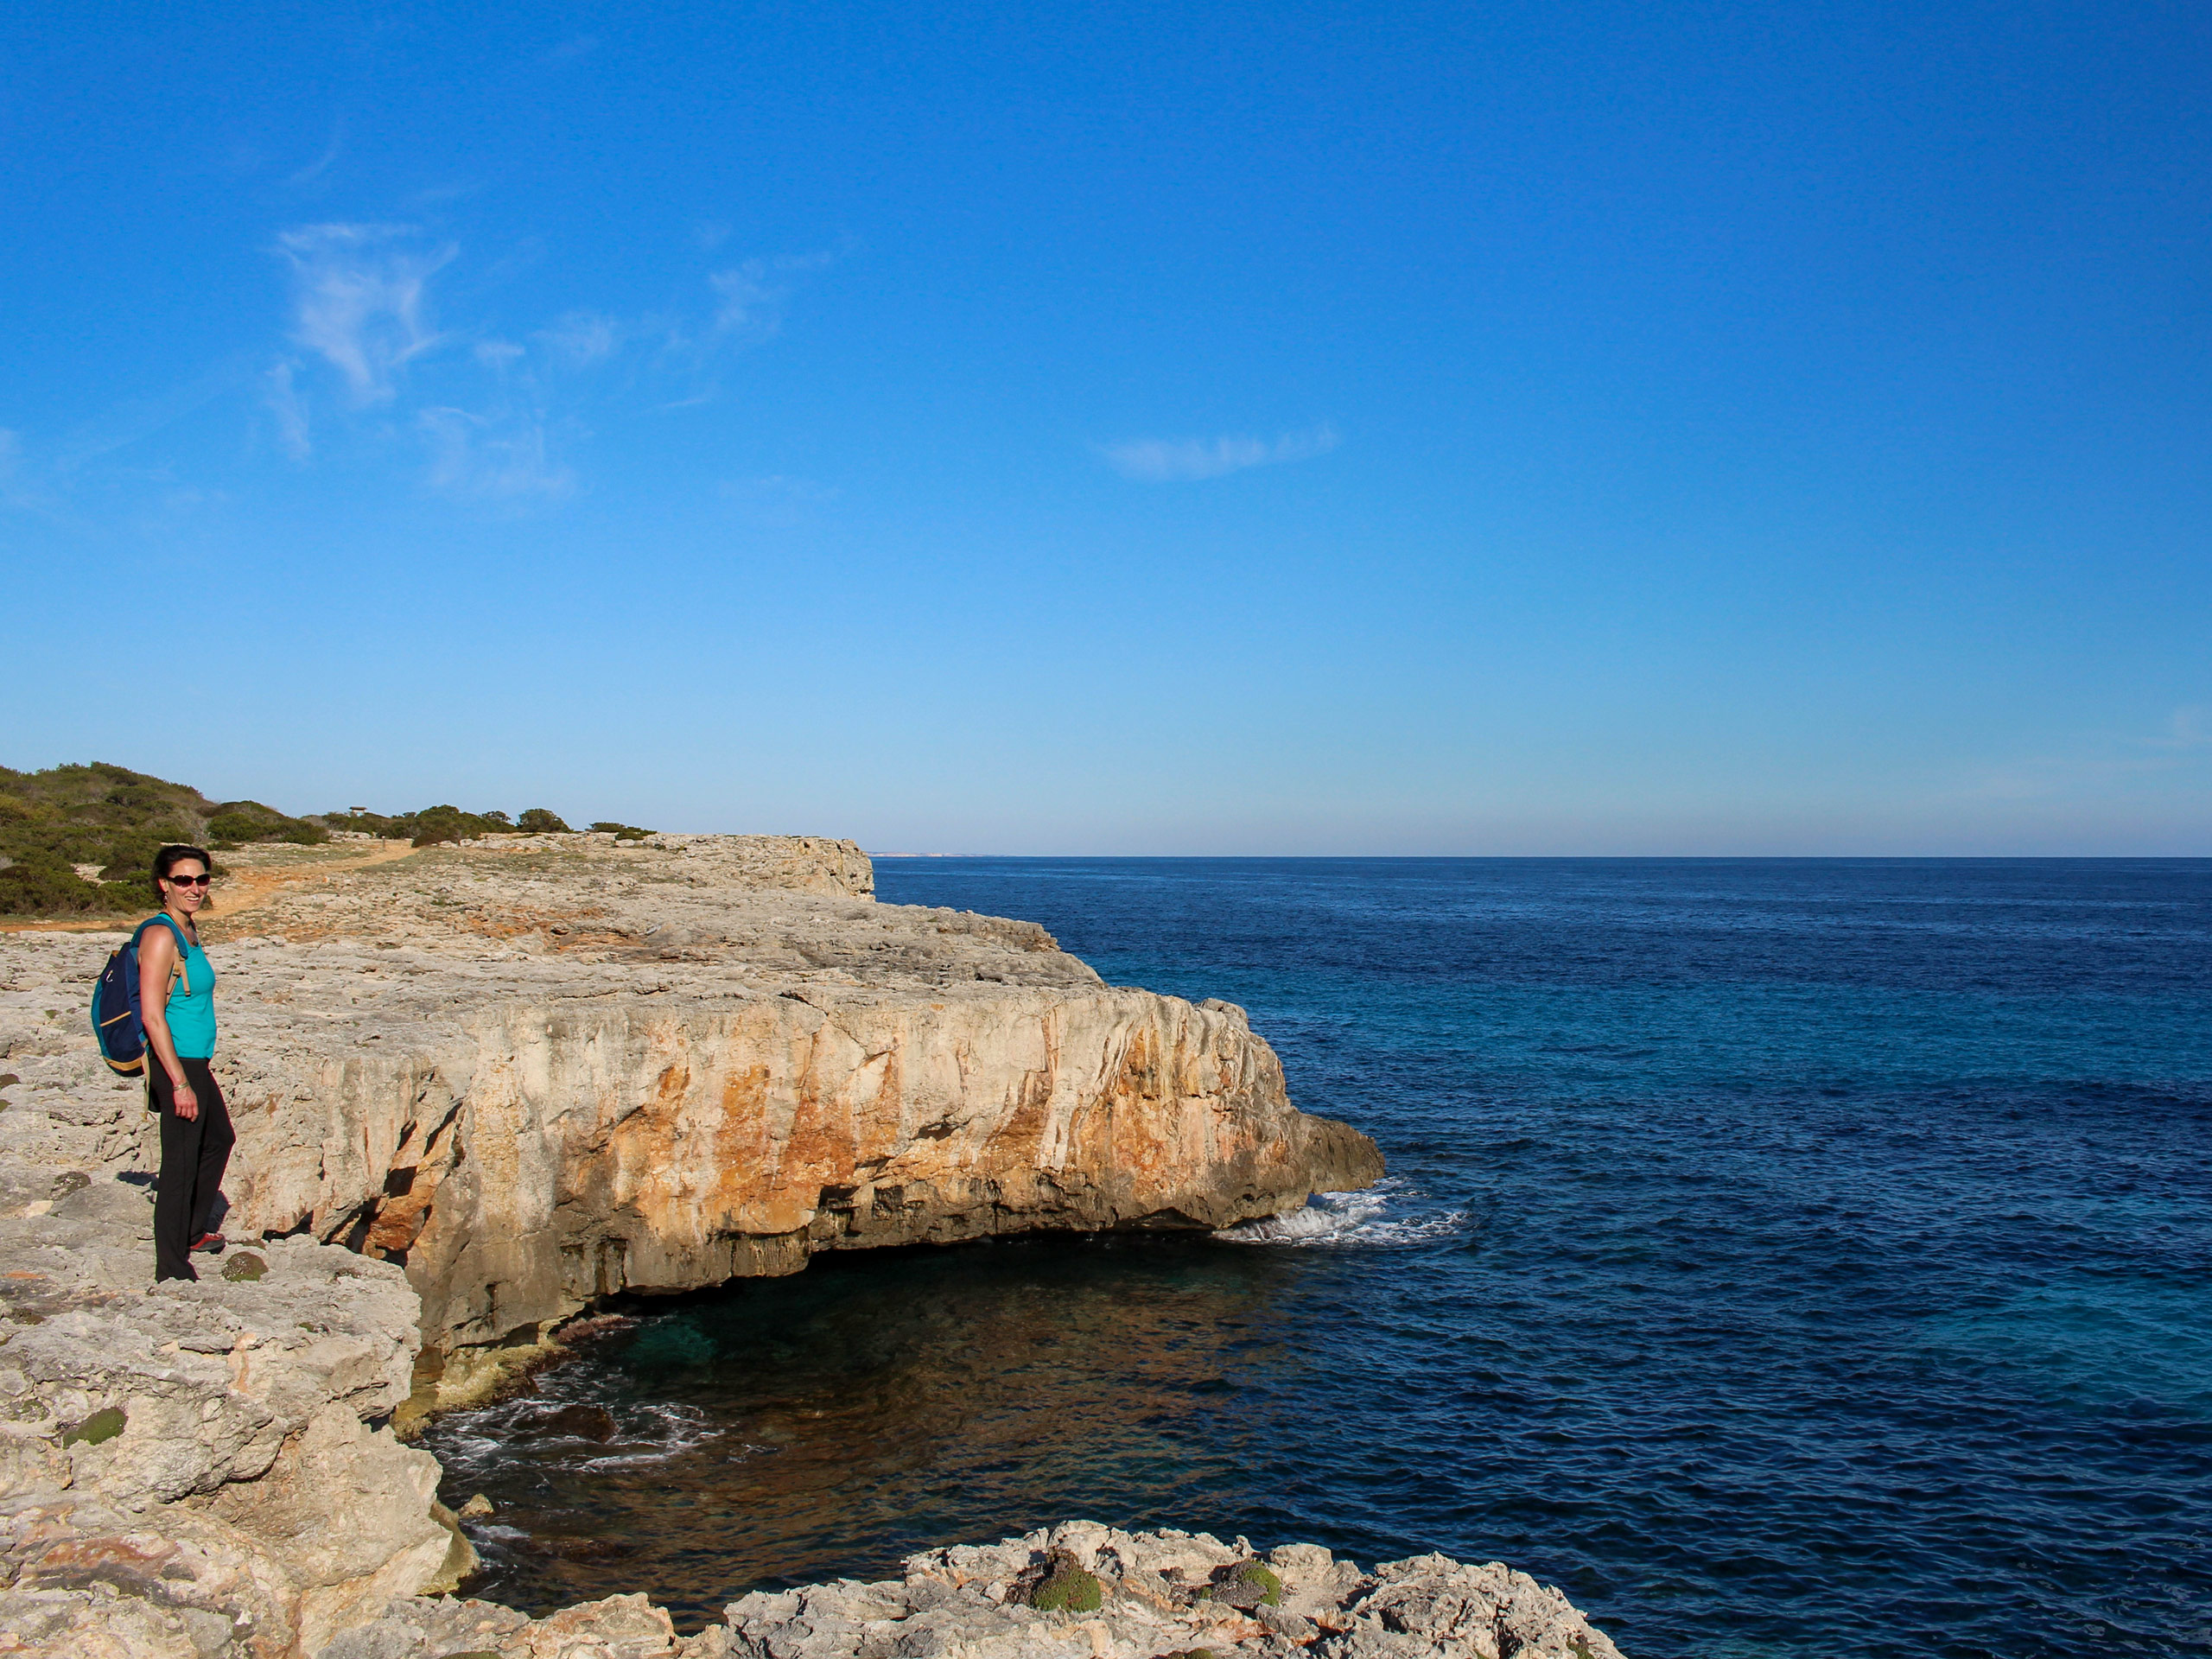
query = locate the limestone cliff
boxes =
[0,835,1649,1659]
[98,833,1383,1401]
[4,832,1378,1408]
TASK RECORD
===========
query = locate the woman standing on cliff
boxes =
[138,845,235,1283]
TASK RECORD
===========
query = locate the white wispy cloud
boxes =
[256,224,830,500]
[535,311,623,368]
[1963,705,2212,802]
[2146,703,2212,749]
[707,251,836,343]
[53,361,251,470]
[285,118,346,189]
[262,361,312,459]
[0,429,90,531]
[276,223,454,402]
[1098,423,1339,481]
[418,407,573,500]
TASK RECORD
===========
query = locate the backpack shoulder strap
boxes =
[134,916,194,995]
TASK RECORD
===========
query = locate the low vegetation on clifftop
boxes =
[0,761,652,914]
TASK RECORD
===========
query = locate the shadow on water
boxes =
[426,1234,1315,1629]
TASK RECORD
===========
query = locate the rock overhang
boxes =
[0,832,1388,1657]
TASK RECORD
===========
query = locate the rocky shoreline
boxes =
[0,836,1621,1656]
[334,1522,1625,1659]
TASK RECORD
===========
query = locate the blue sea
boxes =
[428,859,2212,1656]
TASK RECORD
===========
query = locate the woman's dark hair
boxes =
[152,844,215,911]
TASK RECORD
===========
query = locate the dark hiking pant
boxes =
[149,1058,234,1282]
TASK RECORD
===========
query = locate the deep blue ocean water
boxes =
[429,859,2212,1656]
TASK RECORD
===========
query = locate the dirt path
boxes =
[0,840,423,935]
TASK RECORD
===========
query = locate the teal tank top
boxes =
[152,919,217,1059]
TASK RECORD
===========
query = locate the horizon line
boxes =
[863,850,2212,861]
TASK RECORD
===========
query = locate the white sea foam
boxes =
[577,1446,700,1471]
[574,1402,720,1471]
[1212,1179,1468,1248]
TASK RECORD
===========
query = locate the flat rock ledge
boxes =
[327,1521,1625,1659]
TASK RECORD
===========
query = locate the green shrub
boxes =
[323,809,410,839]
[0,766,652,879]
[0,849,118,915]
[410,805,471,847]
[1029,1567,1103,1613]
[404,804,519,846]
[1233,1561,1282,1606]
[99,831,166,885]
[207,801,327,846]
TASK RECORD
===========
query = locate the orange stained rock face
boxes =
[983,1058,1052,1171]
[605,1023,818,1240]
[237,984,1378,1360]
[782,1026,859,1192]
[22,1534,172,1580]
[853,1039,905,1169]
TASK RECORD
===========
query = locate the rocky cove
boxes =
[0,835,1622,1658]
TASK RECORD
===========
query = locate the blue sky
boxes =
[3,0,2208,853]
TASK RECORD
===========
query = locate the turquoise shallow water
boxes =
[428,859,2212,1656]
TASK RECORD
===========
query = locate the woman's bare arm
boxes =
[137,925,197,1122]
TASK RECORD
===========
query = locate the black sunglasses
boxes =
[165,874,213,887]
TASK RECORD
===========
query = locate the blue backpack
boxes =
[91,916,192,1078]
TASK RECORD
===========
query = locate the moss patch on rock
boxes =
[221,1252,268,1281]
[1200,1559,1283,1609]
[62,1407,125,1446]
[1029,1565,1103,1613]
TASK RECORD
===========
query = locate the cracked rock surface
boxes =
[0,1192,466,1658]
[330,1522,1625,1659]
